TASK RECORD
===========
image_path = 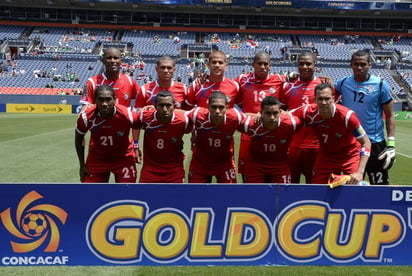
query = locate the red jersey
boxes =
[187,107,245,166]
[235,73,286,113]
[76,104,138,162]
[279,77,323,149]
[186,77,239,108]
[80,73,141,107]
[134,80,187,109]
[292,103,365,159]
[239,113,302,167]
[137,109,192,168]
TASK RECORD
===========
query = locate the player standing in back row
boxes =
[334,50,396,185]
[186,50,239,108]
[235,51,286,181]
[80,47,141,112]
[277,51,323,184]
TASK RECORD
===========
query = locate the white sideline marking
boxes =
[398,152,412,159]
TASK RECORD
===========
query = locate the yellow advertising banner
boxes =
[6,104,72,114]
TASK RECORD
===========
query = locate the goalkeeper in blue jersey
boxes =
[334,50,395,185]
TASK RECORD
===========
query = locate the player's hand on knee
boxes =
[349,172,363,185]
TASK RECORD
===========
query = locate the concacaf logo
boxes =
[0,190,68,253]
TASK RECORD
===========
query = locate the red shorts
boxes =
[189,158,237,183]
[312,153,359,185]
[84,156,137,183]
[237,137,251,175]
[244,162,290,184]
[288,147,319,184]
[139,164,185,183]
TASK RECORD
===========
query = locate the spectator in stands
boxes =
[334,50,395,185]
[75,85,139,183]
[292,83,371,185]
[59,96,67,105]
[79,46,141,112]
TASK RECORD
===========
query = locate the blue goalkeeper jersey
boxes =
[335,74,392,143]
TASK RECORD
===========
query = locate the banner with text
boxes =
[0,184,411,266]
[6,104,72,114]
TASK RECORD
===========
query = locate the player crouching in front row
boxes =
[291,83,371,185]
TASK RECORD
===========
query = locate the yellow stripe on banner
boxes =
[6,104,72,114]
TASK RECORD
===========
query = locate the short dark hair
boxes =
[298,51,317,64]
[208,91,228,105]
[351,50,371,63]
[261,96,281,109]
[253,51,271,63]
[155,90,175,104]
[156,55,175,67]
[314,82,333,96]
[95,84,115,100]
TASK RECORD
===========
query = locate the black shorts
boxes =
[365,141,390,185]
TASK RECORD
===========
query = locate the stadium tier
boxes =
[0,24,411,110]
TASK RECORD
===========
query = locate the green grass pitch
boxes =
[0,113,411,275]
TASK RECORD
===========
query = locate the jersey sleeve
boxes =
[346,110,365,139]
[80,78,95,105]
[75,111,89,135]
[131,78,142,103]
[134,85,147,109]
[379,80,393,105]
[238,115,252,133]
[186,82,199,108]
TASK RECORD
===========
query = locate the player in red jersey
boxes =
[134,55,188,110]
[239,96,303,183]
[291,83,371,184]
[80,47,141,112]
[136,90,193,183]
[186,50,239,108]
[132,56,189,163]
[187,92,245,183]
[75,85,139,183]
[278,51,323,184]
[234,51,287,179]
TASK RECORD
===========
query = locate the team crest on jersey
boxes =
[226,135,232,141]
[123,93,129,100]
[171,137,177,143]
[280,139,286,144]
[117,131,125,137]
[335,133,343,139]
[269,87,276,94]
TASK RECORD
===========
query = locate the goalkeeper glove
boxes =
[328,173,351,189]
[378,138,396,170]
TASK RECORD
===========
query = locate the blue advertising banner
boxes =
[0,183,411,266]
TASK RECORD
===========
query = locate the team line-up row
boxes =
[75,47,396,185]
